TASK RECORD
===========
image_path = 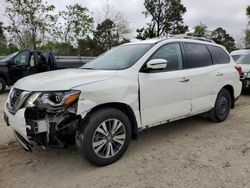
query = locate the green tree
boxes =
[136,25,157,40]
[211,27,236,52]
[5,0,56,50]
[78,36,100,56]
[53,4,94,44]
[247,5,250,24]
[192,23,208,37]
[38,41,77,56]
[0,22,7,55]
[244,6,250,48]
[5,43,19,54]
[244,29,250,48]
[93,19,127,53]
[136,0,188,39]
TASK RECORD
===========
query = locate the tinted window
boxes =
[149,43,183,71]
[232,55,242,61]
[13,51,29,65]
[183,43,212,68]
[236,53,250,65]
[207,45,230,64]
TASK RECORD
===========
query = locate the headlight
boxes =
[25,90,81,109]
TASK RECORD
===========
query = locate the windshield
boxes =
[81,44,154,70]
[0,52,19,62]
[236,53,250,65]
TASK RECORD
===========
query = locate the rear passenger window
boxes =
[183,43,213,68]
[207,45,230,64]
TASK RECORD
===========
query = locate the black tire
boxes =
[76,108,131,166]
[0,77,6,93]
[210,88,232,122]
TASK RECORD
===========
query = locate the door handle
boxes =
[179,78,190,83]
[216,72,223,76]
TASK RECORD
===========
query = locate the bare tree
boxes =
[52,3,94,45]
[95,0,131,40]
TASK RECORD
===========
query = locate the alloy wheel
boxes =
[92,119,126,159]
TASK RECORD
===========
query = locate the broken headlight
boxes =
[25,90,81,109]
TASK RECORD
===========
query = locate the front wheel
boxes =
[0,77,6,93]
[76,108,131,166]
[210,88,232,122]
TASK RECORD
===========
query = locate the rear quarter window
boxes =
[207,45,230,64]
[183,43,213,68]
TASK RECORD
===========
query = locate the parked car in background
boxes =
[230,49,250,61]
[236,53,250,89]
[4,37,242,166]
[0,50,93,92]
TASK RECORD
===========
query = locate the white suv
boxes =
[4,37,242,166]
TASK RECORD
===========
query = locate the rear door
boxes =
[182,42,218,114]
[139,43,191,127]
[206,45,234,94]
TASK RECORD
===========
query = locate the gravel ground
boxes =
[1,90,250,188]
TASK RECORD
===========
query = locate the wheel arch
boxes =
[0,72,9,86]
[221,85,235,108]
[83,102,139,140]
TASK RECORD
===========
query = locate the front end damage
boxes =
[4,88,83,151]
[25,106,82,150]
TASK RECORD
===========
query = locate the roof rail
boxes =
[169,34,215,43]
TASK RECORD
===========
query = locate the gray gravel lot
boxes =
[1,90,250,188]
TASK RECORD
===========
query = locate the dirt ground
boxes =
[1,90,250,188]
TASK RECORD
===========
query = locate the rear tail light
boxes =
[235,66,242,75]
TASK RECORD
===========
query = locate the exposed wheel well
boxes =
[84,103,139,140]
[222,85,234,108]
[0,73,8,86]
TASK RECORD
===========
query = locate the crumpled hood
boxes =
[14,69,116,91]
[238,64,250,73]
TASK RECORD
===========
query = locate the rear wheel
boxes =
[76,108,131,166]
[210,88,232,122]
[0,77,6,93]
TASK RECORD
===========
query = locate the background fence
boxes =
[55,56,95,62]
[0,56,95,63]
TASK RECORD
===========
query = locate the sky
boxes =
[0,0,249,45]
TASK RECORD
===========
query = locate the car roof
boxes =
[125,37,224,49]
[230,49,250,56]
[127,38,166,44]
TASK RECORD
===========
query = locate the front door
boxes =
[9,51,35,83]
[139,43,191,127]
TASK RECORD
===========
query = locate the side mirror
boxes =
[7,59,14,65]
[146,59,167,70]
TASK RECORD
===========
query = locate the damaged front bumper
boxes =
[4,105,82,152]
[4,89,84,152]
[4,108,33,151]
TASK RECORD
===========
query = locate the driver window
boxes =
[149,43,183,71]
[13,51,29,65]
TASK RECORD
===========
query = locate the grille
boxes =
[7,88,31,114]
